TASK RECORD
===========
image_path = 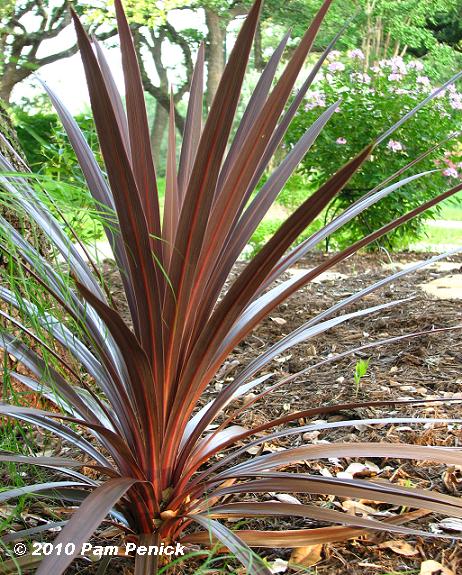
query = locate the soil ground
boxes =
[2,250,462,574]
[100,250,462,575]
[225,251,462,575]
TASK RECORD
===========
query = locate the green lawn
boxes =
[437,198,462,221]
[80,180,462,253]
[412,198,462,251]
[417,226,462,248]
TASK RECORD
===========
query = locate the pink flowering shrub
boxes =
[286,52,462,249]
[387,139,405,153]
[438,150,462,179]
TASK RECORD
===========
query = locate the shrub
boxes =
[285,49,462,249]
[15,110,100,184]
[0,1,461,573]
[272,172,311,211]
[14,110,104,242]
[246,218,284,257]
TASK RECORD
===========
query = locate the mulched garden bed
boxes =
[2,250,462,574]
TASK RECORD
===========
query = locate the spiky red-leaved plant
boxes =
[0,0,462,573]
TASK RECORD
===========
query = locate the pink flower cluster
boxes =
[443,167,459,178]
[348,48,365,60]
[408,60,424,71]
[350,72,371,85]
[304,48,462,125]
[328,60,345,72]
[416,75,431,89]
[327,50,341,61]
[387,139,405,153]
[449,93,462,110]
[305,90,326,110]
[380,56,407,75]
[440,152,462,179]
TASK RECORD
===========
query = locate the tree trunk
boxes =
[205,9,226,110]
[150,102,169,176]
[0,99,49,260]
[0,80,14,105]
[0,100,25,168]
[0,62,31,104]
[254,22,265,71]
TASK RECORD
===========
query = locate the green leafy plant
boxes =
[14,110,105,242]
[0,1,462,573]
[14,110,101,185]
[285,49,462,249]
[354,357,370,395]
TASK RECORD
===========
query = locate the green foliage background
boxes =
[285,52,462,249]
[14,110,106,242]
[7,0,462,252]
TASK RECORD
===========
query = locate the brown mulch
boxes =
[99,250,462,574]
[2,250,462,574]
[221,251,462,574]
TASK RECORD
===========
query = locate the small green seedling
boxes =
[354,358,370,396]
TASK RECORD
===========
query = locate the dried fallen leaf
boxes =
[319,467,333,478]
[305,344,317,357]
[246,443,283,456]
[443,467,462,494]
[289,544,323,569]
[302,430,320,442]
[420,560,455,575]
[337,461,380,479]
[378,540,419,557]
[269,558,288,573]
[341,500,390,517]
[274,493,301,505]
[242,393,257,406]
[270,317,287,326]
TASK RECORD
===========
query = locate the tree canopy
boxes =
[0,0,116,102]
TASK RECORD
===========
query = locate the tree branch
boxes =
[134,31,185,133]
